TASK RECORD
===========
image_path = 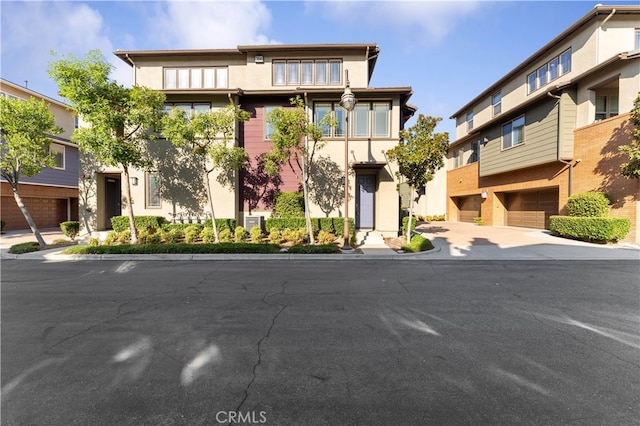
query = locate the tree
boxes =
[387,114,449,243]
[49,50,166,244]
[161,104,250,242]
[620,93,640,179]
[0,96,63,247]
[265,96,333,244]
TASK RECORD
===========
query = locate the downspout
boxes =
[600,8,616,29]
[124,54,136,84]
[598,9,616,61]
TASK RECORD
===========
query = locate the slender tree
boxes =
[387,114,449,243]
[620,93,640,179]
[161,104,250,242]
[49,50,166,244]
[0,96,63,247]
[265,96,334,244]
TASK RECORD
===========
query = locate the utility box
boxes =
[244,216,264,232]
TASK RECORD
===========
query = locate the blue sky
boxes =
[1,0,635,137]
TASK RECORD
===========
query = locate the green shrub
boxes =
[234,226,247,243]
[104,230,118,245]
[473,217,484,226]
[274,192,305,217]
[62,242,282,255]
[250,226,263,243]
[8,241,41,254]
[147,232,162,244]
[264,217,354,239]
[200,227,215,244]
[184,225,201,244]
[281,228,306,245]
[218,228,233,243]
[59,221,80,240]
[317,230,337,245]
[566,192,610,217]
[287,244,341,254]
[401,234,434,253]
[269,229,282,245]
[549,216,631,243]
[422,215,445,222]
[202,218,236,231]
[88,237,100,247]
[110,216,166,232]
[164,228,183,244]
[402,216,418,232]
[117,230,131,244]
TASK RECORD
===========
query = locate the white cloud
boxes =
[306,0,482,49]
[1,1,132,95]
[149,0,278,49]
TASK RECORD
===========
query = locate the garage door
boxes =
[506,189,558,229]
[457,195,482,223]
[1,196,67,230]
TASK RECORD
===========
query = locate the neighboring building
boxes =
[78,44,416,238]
[0,79,79,231]
[447,5,640,243]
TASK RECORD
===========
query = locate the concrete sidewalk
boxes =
[1,222,638,261]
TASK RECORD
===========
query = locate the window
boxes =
[636,29,640,50]
[353,104,370,137]
[527,72,536,94]
[470,140,479,163]
[50,143,65,169]
[314,103,332,137]
[313,101,390,138]
[492,92,502,116]
[264,106,276,139]
[537,64,548,87]
[146,172,161,208]
[164,67,228,89]
[454,149,464,168]
[272,59,341,86]
[559,48,571,75]
[548,57,559,81]
[596,95,619,121]
[163,102,211,119]
[74,116,79,129]
[334,107,345,137]
[502,116,525,149]
[372,103,390,137]
[466,111,473,131]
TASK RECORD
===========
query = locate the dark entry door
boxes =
[356,175,375,229]
[105,177,121,229]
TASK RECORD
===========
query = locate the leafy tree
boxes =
[620,93,640,179]
[265,96,334,244]
[0,96,63,247]
[49,50,166,244]
[387,114,449,242]
[161,104,250,242]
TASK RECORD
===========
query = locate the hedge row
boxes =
[265,217,355,237]
[110,216,236,232]
[549,216,631,243]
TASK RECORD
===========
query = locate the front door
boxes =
[104,177,121,229]
[356,175,375,229]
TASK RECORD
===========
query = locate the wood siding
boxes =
[558,89,577,160]
[479,99,560,177]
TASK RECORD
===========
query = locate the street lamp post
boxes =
[339,70,357,250]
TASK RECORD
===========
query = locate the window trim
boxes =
[164,67,228,90]
[145,171,162,209]
[527,48,571,95]
[272,59,342,86]
[312,101,391,139]
[466,111,474,132]
[501,115,525,150]
[49,143,65,170]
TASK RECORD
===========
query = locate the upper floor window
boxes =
[146,171,162,208]
[527,48,571,94]
[492,92,502,117]
[466,111,473,131]
[163,103,211,120]
[313,101,390,138]
[264,106,277,139]
[470,140,479,163]
[49,143,65,169]
[502,115,525,150]
[595,95,619,121]
[164,67,228,89]
[635,29,640,50]
[273,59,342,86]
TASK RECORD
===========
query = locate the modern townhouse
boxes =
[446,5,640,243]
[77,43,416,238]
[0,78,79,231]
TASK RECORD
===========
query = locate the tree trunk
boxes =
[203,169,219,243]
[122,166,138,244]
[11,184,46,248]
[301,156,315,245]
[406,186,415,244]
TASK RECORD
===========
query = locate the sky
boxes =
[1,0,636,137]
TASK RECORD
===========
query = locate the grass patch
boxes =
[8,241,41,254]
[401,234,434,253]
[62,242,283,255]
[286,244,341,254]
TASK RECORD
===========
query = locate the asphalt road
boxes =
[2,259,639,426]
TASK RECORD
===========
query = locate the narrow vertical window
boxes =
[548,57,559,81]
[191,69,202,88]
[146,172,162,208]
[527,72,536,94]
[559,48,571,75]
[537,64,548,87]
[178,69,189,88]
[264,106,276,139]
[204,68,215,88]
[492,92,502,116]
[466,111,474,131]
[287,61,300,85]
[610,96,619,117]
[595,96,607,121]
[334,106,345,137]
[273,61,285,85]
[636,29,640,50]
[353,104,370,137]
[470,140,479,163]
[314,103,331,137]
[216,68,228,88]
[372,103,389,137]
[165,69,176,89]
[301,61,313,85]
[315,61,327,85]
[502,116,525,149]
[50,144,65,169]
[329,60,341,85]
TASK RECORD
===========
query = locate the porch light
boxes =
[339,70,357,250]
[130,176,139,186]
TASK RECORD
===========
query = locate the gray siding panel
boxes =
[558,89,577,161]
[479,99,559,177]
[19,146,79,188]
